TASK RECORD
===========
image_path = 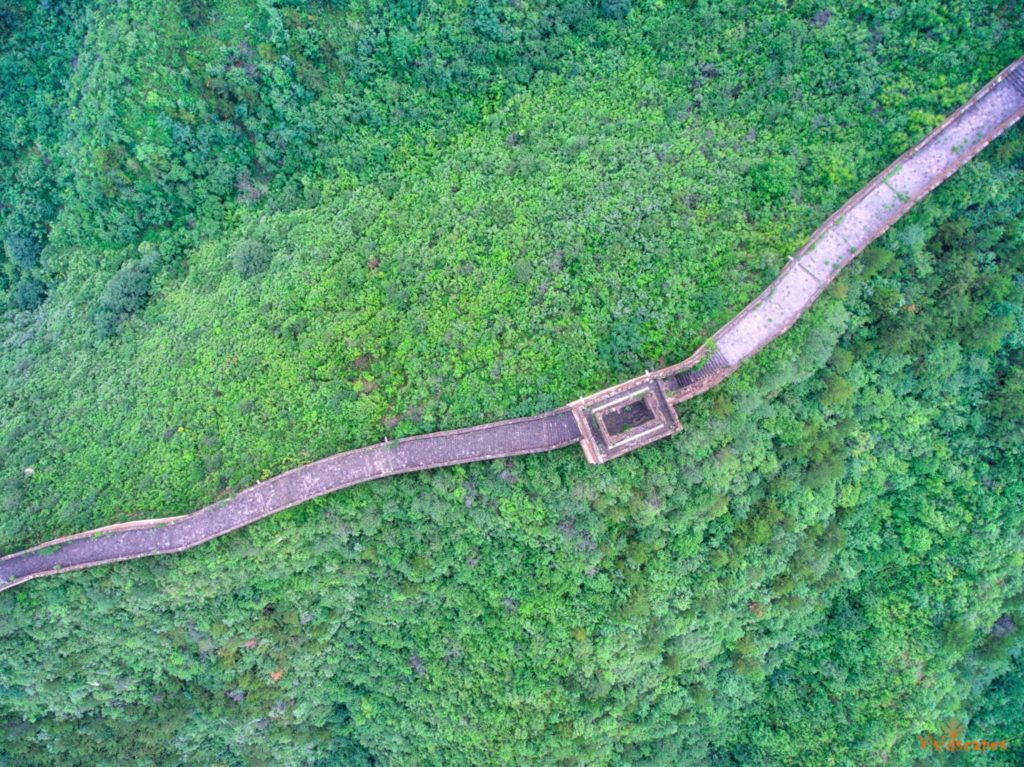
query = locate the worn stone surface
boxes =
[715,264,821,364]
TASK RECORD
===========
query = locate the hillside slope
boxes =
[1,2,1022,765]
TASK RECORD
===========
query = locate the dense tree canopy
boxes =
[0,1,1022,765]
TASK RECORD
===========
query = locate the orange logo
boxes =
[917,718,1008,753]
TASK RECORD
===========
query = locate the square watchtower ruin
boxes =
[570,373,681,464]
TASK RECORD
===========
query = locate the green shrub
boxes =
[100,264,152,316]
[93,261,155,336]
[601,0,632,19]
[748,157,798,202]
[4,233,43,270]
[12,278,46,310]
[232,239,272,279]
[93,309,120,339]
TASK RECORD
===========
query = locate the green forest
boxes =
[1,0,1022,764]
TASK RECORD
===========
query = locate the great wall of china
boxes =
[2,56,1022,594]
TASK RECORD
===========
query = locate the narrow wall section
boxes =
[706,57,1024,371]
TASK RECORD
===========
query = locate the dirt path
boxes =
[2,56,1022,594]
